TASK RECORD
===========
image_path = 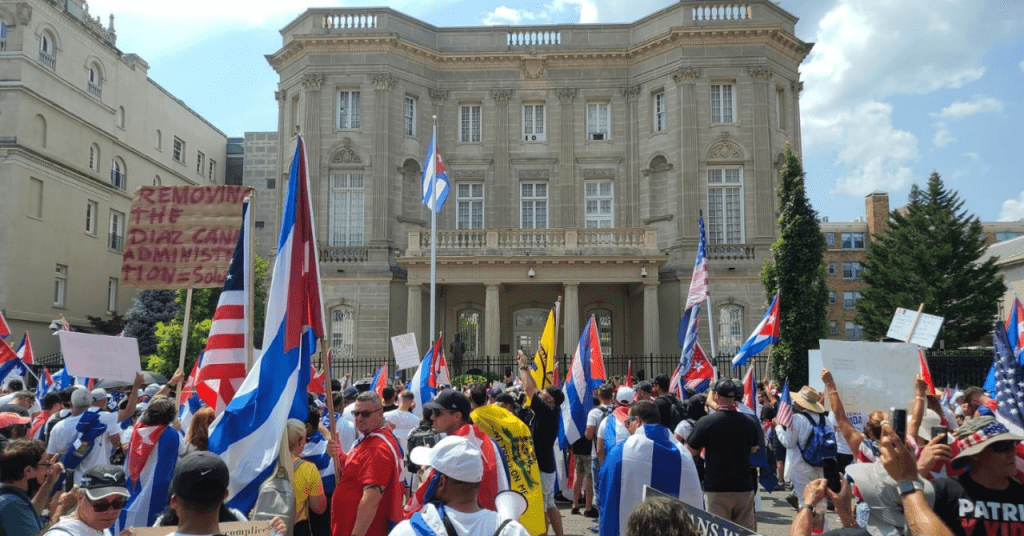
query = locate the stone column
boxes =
[749,66,774,239]
[673,67,700,240]
[643,281,661,356]
[274,89,288,243]
[485,284,501,359]
[556,88,576,227]
[407,283,423,354]
[623,85,641,227]
[371,73,396,244]
[491,89,512,228]
[301,74,325,241]
[563,283,580,358]
[790,80,804,156]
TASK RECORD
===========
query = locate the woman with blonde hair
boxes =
[184,406,215,454]
[287,418,326,536]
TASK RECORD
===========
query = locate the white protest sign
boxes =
[391,332,421,370]
[886,307,944,348]
[810,348,865,431]
[819,340,919,416]
[132,521,271,536]
[58,331,141,381]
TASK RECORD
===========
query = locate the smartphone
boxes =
[822,457,842,493]
[931,426,948,444]
[63,470,74,492]
[892,408,907,442]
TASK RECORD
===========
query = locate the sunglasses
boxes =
[88,497,126,512]
[989,441,1018,453]
[625,416,639,426]
[352,408,383,419]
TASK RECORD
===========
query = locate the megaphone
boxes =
[494,490,528,522]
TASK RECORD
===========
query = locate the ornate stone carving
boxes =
[331,138,362,164]
[791,80,804,95]
[491,89,513,102]
[521,58,546,79]
[622,85,641,101]
[16,2,32,25]
[301,74,324,91]
[719,131,732,140]
[748,66,773,82]
[708,140,742,160]
[454,170,486,180]
[428,89,448,105]
[583,168,615,179]
[672,67,699,85]
[518,169,550,179]
[371,73,396,91]
[555,88,576,103]
[274,90,287,104]
[641,156,673,176]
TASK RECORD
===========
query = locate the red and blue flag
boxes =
[559,315,607,449]
[732,293,780,368]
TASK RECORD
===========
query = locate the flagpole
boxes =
[245,195,255,372]
[177,288,193,374]
[429,116,438,352]
[550,296,562,388]
[322,344,337,441]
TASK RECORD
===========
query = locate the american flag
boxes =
[989,321,1024,478]
[775,379,793,428]
[195,199,251,415]
[108,389,127,411]
[668,363,683,398]
[678,216,709,371]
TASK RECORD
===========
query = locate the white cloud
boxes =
[962,152,980,162]
[482,0,599,25]
[85,0,300,24]
[933,128,954,147]
[1000,191,1024,221]
[934,97,1004,120]
[483,6,524,25]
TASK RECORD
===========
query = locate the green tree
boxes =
[123,290,180,355]
[761,147,829,387]
[86,312,126,336]
[855,172,1003,348]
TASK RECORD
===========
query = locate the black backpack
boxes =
[406,425,440,473]
[665,396,688,430]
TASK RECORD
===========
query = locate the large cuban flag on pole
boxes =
[731,293,780,369]
[208,135,325,514]
[559,316,607,449]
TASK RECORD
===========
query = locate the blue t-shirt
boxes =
[0,484,43,536]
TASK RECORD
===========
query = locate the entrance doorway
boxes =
[512,308,548,358]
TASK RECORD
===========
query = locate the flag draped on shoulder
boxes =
[679,216,709,372]
[732,293,780,368]
[421,135,450,213]
[410,338,443,419]
[559,316,607,449]
[195,199,251,415]
[208,135,325,514]
[117,423,180,532]
[531,303,559,389]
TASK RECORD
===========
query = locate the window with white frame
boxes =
[89,144,99,172]
[88,64,101,98]
[845,322,863,340]
[842,261,863,280]
[707,167,743,244]
[107,278,118,312]
[718,305,744,355]
[110,158,125,189]
[195,152,204,175]
[404,96,416,136]
[86,200,97,235]
[457,309,481,360]
[841,232,865,249]
[843,291,860,309]
[584,180,614,228]
[337,90,361,129]
[827,262,836,275]
[523,104,545,141]
[39,32,55,70]
[109,210,124,252]
[591,309,613,357]
[830,320,839,335]
[456,183,484,229]
[825,232,835,247]
[54,264,67,306]
[459,105,481,143]
[586,102,610,140]
[208,160,216,182]
[711,83,735,123]
[173,137,184,163]
[653,92,666,132]
[328,172,364,246]
[520,182,548,229]
[829,290,837,304]
[331,307,356,359]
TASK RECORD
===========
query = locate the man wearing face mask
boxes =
[0,439,77,536]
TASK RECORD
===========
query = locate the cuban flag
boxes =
[117,424,181,532]
[370,363,389,397]
[739,365,757,418]
[0,342,26,387]
[421,134,450,213]
[178,354,205,433]
[35,368,56,401]
[679,216,709,372]
[732,293,780,368]
[559,316,607,449]
[681,340,714,393]
[15,332,33,365]
[208,135,325,514]
[308,365,326,395]
[1008,297,1024,363]
[301,430,337,493]
[53,365,74,390]
[598,424,703,536]
[410,338,443,418]
[0,310,9,339]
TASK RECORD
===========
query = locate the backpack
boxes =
[797,412,837,467]
[665,396,688,430]
[250,458,301,533]
[406,425,440,473]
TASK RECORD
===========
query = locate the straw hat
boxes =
[791,386,826,414]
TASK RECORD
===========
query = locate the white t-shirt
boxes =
[384,409,419,445]
[333,413,358,453]
[673,419,694,441]
[826,412,852,455]
[47,409,121,485]
[390,504,531,536]
[44,515,113,536]
[587,405,613,457]
[342,404,355,422]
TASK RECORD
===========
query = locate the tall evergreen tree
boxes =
[761,147,829,386]
[855,172,1003,348]
[122,290,180,355]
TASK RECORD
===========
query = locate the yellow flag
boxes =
[470,404,545,536]
[531,305,557,389]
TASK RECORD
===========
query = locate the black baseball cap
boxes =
[172,451,230,503]
[79,465,129,500]
[714,378,743,399]
[423,389,471,420]
[636,381,654,394]
[343,386,359,400]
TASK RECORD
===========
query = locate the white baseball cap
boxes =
[410,436,483,483]
[616,386,635,405]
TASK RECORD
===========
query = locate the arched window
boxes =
[87,63,102,98]
[717,304,744,356]
[456,309,482,360]
[32,114,46,149]
[331,306,356,360]
[110,157,125,189]
[117,106,125,129]
[153,175,161,186]
[38,31,55,70]
[89,144,100,172]
[155,130,162,151]
[590,309,612,357]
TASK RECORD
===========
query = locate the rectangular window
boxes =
[520,182,548,229]
[523,104,545,141]
[172,138,184,162]
[459,105,481,143]
[54,264,67,307]
[827,262,836,275]
[711,83,735,123]
[28,177,43,219]
[843,291,860,309]
[197,151,205,175]
[996,232,1020,242]
[653,92,666,132]
[107,278,118,312]
[584,180,614,228]
[776,86,787,131]
[586,102,610,140]
[337,91,361,129]
[456,183,484,229]
[841,232,865,249]
[830,320,839,336]
[404,96,416,136]
[86,200,97,235]
[829,290,837,304]
[328,172,365,247]
[842,261,863,280]
[845,322,863,340]
[208,160,216,181]
[707,168,743,244]
[109,210,124,252]
[825,232,835,247]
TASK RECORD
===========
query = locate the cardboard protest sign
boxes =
[886,307,944,348]
[810,349,865,431]
[121,185,252,289]
[819,340,918,416]
[391,332,421,370]
[131,521,271,536]
[643,486,761,536]
[58,331,141,381]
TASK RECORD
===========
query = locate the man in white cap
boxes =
[595,386,635,467]
[775,385,834,506]
[391,436,530,536]
[44,464,130,536]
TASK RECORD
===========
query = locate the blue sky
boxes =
[88,0,1024,223]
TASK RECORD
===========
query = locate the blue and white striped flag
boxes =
[559,316,606,449]
[301,430,337,494]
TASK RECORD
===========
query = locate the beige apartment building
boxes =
[248,1,814,364]
[0,0,227,357]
